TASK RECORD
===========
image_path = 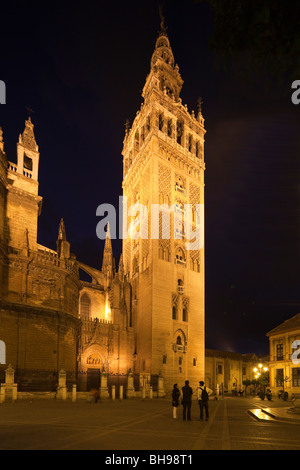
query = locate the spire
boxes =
[158,4,168,37]
[58,218,67,241]
[144,11,183,103]
[104,222,112,253]
[118,253,124,281]
[102,223,114,277]
[19,117,39,153]
[57,218,70,259]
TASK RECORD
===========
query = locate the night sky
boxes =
[0,1,299,355]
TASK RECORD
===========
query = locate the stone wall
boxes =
[0,300,80,391]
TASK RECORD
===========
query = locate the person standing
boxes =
[172,384,180,419]
[182,380,193,421]
[197,381,213,421]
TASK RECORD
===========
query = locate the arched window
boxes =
[178,279,184,294]
[80,293,91,320]
[176,336,182,345]
[172,306,177,320]
[175,247,186,266]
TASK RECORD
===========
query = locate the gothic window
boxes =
[176,336,182,345]
[175,247,186,266]
[175,176,185,193]
[80,293,91,320]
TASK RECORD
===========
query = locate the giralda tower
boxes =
[122,18,206,392]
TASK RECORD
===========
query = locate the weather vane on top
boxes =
[197,97,203,115]
[158,3,167,35]
[25,106,35,118]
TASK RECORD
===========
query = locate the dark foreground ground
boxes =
[0,395,299,452]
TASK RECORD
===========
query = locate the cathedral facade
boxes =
[0,21,205,394]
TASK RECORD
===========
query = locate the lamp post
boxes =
[253,363,269,398]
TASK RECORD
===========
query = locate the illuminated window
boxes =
[80,293,91,320]
[276,344,284,361]
[292,368,300,387]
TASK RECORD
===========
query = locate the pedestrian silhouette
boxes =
[197,381,213,421]
[172,383,180,419]
[182,380,193,421]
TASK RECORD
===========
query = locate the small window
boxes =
[177,119,183,145]
[276,344,284,361]
[163,355,167,364]
[217,364,223,375]
[172,306,177,320]
[183,308,188,322]
[292,368,300,387]
[179,356,182,365]
[193,358,197,366]
[158,113,164,131]
[24,155,33,171]
[176,336,182,345]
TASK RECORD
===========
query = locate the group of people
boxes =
[172,380,213,421]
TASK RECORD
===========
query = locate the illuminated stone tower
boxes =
[122,19,206,392]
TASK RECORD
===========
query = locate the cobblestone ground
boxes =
[0,396,299,451]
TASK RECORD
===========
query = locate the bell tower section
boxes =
[122,19,206,391]
[6,117,42,252]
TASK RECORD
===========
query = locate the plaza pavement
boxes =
[0,395,300,451]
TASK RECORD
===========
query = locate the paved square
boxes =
[0,396,300,451]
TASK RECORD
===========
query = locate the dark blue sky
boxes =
[0,0,299,355]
